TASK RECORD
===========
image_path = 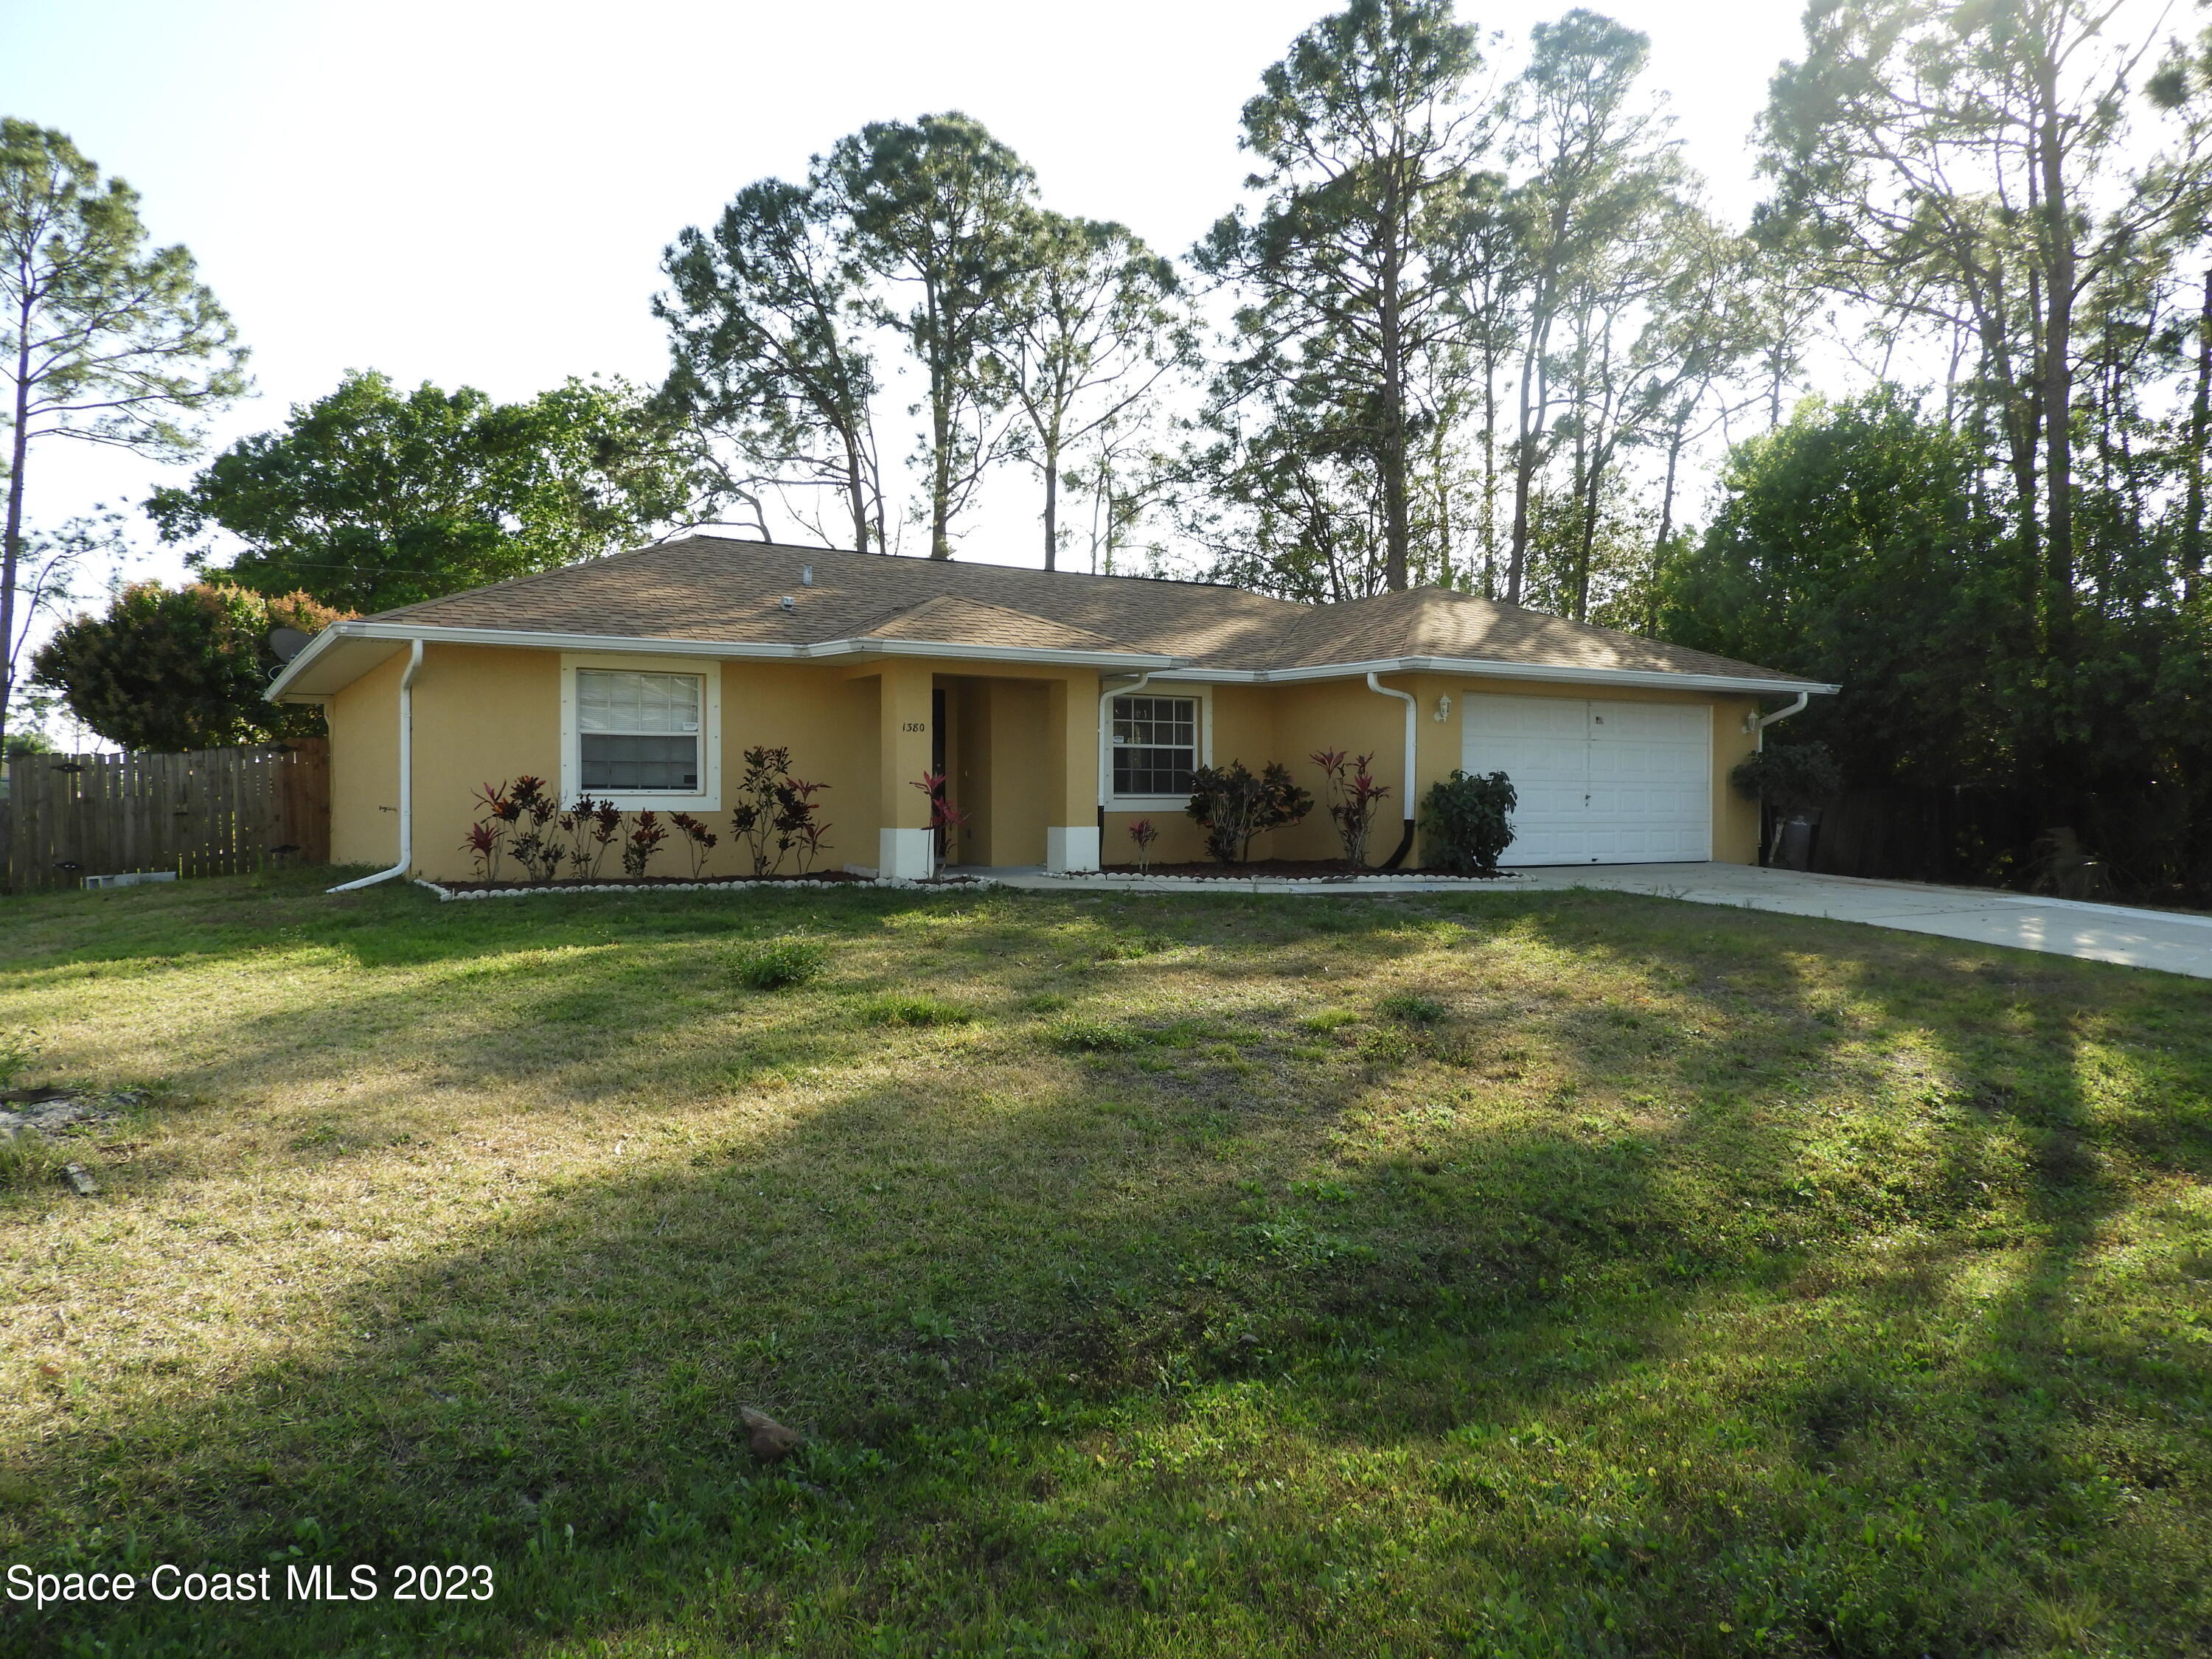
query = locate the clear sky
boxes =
[1,0,1809,589]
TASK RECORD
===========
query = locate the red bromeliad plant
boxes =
[730,745,793,874]
[1127,818,1159,874]
[622,811,668,877]
[558,796,612,880]
[790,813,835,874]
[1312,749,1390,871]
[460,821,503,880]
[505,774,566,883]
[579,799,623,880]
[913,771,968,872]
[467,780,522,881]
[669,811,719,877]
[775,776,832,874]
[730,746,833,877]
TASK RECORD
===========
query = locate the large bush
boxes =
[1419,769,1517,874]
[30,582,344,751]
[1730,742,1843,818]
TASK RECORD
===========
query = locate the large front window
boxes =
[1111,695,1198,797]
[577,669,701,792]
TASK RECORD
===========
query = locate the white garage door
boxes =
[1461,693,1711,865]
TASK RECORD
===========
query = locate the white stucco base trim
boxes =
[879,827,936,881]
[1046,825,1102,874]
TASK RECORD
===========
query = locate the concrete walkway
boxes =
[990,863,2212,980]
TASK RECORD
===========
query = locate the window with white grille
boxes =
[1110,695,1199,797]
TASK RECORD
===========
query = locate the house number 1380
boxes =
[901,722,928,732]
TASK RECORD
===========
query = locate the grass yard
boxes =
[3,871,2211,1658]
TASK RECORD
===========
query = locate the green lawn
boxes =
[3,870,2211,1657]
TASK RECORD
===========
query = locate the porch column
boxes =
[877,659,936,880]
[1044,673,1102,873]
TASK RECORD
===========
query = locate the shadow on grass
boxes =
[7,885,2212,1655]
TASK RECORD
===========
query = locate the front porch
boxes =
[856,660,1100,881]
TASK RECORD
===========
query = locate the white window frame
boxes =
[560,653,722,812]
[1101,685,1211,809]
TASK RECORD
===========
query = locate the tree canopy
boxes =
[655,176,886,554]
[830,113,1040,560]
[1656,393,2008,787]
[147,371,706,613]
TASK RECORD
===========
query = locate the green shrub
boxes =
[1418,769,1517,874]
[858,992,975,1028]
[1730,741,1843,815]
[1186,760,1313,864]
[731,938,825,990]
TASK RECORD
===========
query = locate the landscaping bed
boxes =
[434,869,877,892]
[423,871,992,898]
[3,867,2210,1656]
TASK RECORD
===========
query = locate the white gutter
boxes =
[1747,690,1812,750]
[1366,672,1419,869]
[270,622,1837,706]
[327,639,422,893]
[1150,655,1840,698]
[1097,670,1155,829]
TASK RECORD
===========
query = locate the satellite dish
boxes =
[268,627,313,662]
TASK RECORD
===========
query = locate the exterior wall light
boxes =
[1434,694,1453,723]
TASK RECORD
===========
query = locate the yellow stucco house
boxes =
[267,535,1835,885]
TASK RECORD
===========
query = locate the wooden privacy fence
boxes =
[1,740,330,894]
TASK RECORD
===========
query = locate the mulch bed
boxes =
[1100,860,1514,880]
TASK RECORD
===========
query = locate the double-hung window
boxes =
[576,668,703,793]
[1110,695,1200,799]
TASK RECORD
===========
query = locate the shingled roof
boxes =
[280,535,1827,693]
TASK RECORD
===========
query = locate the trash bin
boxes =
[1778,815,1815,872]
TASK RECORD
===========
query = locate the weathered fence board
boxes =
[2,740,331,894]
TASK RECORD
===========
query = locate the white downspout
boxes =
[1745,689,1813,867]
[328,639,423,893]
[1096,671,1155,834]
[1747,690,1810,753]
[1366,671,1419,869]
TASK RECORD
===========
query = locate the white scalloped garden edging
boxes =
[412,875,999,902]
[1038,870,1525,888]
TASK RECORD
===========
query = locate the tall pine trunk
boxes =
[2186,270,2212,605]
[1042,448,1059,571]
[1378,155,1410,592]
[1,299,32,744]
[2034,60,2076,652]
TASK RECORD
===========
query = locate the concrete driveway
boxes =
[998,862,2212,979]
[1507,863,2212,979]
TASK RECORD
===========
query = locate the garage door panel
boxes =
[1462,692,1710,866]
